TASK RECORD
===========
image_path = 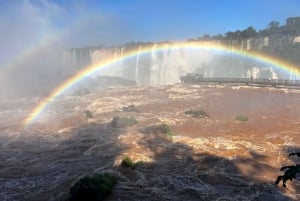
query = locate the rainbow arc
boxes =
[23,41,300,128]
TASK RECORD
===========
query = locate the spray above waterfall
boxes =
[63,42,298,86]
[24,41,300,127]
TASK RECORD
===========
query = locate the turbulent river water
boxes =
[1,84,300,200]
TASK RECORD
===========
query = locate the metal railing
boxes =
[180,75,300,87]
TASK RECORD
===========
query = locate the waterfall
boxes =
[106,47,124,77]
[247,67,260,79]
[289,71,295,80]
[160,44,172,84]
[119,46,125,68]
[113,48,118,68]
[269,68,278,79]
[264,37,269,46]
[289,69,298,80]
[135,46,142,85]
[71,50,77,65]
[62,42,291,86]
[150,44,159,84]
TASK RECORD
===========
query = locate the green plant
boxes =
[121,156,143,170]
[70,173,117,201]
[159,123,173,136]
[235,114,248,121]
[111,117,137,128]
[185,109,208,118]
[275,152,300,188]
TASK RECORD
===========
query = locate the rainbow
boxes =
[23,41,300,128]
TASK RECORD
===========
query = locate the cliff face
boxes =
[220,34,299,50]
[63,35,300,85]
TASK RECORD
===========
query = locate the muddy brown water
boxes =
[0,84,300,200]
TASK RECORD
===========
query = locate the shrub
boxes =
[185,109,208,118]
[275,152,300,188]
[159,123,173,136]
[121,156,143,170]
[111,117,137,128]
[235,114,249,121]
[70,173,117,201]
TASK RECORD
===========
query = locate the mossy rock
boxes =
[185,109,208,118]
[159,123,173,136]
[235,114,248,121]
[122,104,140,113]
[70,173,117,201]
[83,110,94,119]
[111,117,137,128]
[121,156,143,170]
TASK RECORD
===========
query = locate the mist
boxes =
[0,0,132,98]
[2,1,300,200]
[0,1,295,98]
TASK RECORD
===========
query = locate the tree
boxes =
[203,34,211,40]
[196,34,211,41]
[275,152,300,188]
[225,30,242,40]
[267,21,281,35]
[268,21,280,30]
[212,34,223,40]
[241,26,257,39]
[258,29,269,37]
[234,30,242,40]
[225,31,235,39]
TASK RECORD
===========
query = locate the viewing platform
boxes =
[180,73,300,87]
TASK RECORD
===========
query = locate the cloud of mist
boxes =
[0,0,132,97]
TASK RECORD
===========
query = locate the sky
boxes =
[0,0,300,69]
[0,0,299,96]
[0,0,300,49]
[0,0,300,66]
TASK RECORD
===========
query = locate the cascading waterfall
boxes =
[160,44,169,84]
[119,47,125,69]
[150,44,160,85]
[115,47,124,75]
[63,43,286,85]
[135,46,142,85]
[71,50,77,65]
[269,67,278,79]
[247,67,260,79]
[289,70,297,80]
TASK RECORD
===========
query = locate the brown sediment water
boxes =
[0,84,300,200]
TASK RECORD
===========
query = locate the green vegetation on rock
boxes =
[159,123,173,136]
[275,152,300,188]
[70,173,117,201]
[111,116,137,128]
[235,114,249,121]
[185,109,208,118]
[121,156,143,170]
